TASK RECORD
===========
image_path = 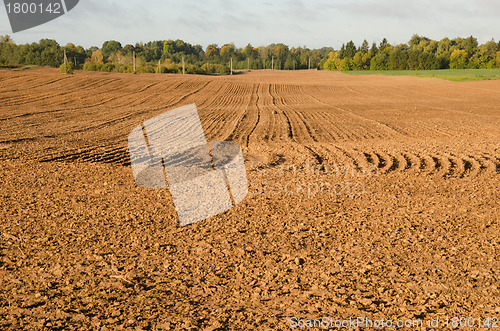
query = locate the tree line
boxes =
[325,35,500,71]
[1,34,500,75]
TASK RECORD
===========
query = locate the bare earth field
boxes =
[0,68,499,330]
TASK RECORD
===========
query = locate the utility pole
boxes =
[158,59,161,73]
[247,57,250,70]
[230,57,233,75]
[182,55,185,75]
[308,57,311,70]
[133,51,136,73]
[63,49,67,65]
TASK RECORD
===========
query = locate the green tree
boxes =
[459,36,478,56]
[64,44,86,68]
[206,44,220,58]
[339,58,353,71]
[353,51,371,70]
[352,51,363,69]
[379,38,389,51]
[284,55,295,70]
[0,35,13,43]
[424,40,438,54]
[409,34,421,50]
[0,35,16,65]
[360,40,369,53]
[370,51,389,70]
[243,43,257,59]
[309,49,322,69]
[174,39,187,53]
[296,47,311,69]
[344,41,356,58]
[123,44,135,56]
[388,47,409,70]
[101,40,122,62]
[38,39,63,67]
[220,43,235,61]
[273,43,289,62]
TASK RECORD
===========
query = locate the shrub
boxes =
[102,62,115,72]
[164,63,180,73]
[137,63,156,73]
[59,62,75,74]
[214,64,230,75]
[186,64,206,75]
[83,62,103,71]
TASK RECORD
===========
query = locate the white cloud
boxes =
[1,0,498,49]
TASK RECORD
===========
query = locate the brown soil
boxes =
[1,68,499,330]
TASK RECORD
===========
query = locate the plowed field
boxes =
[1,68,499,330]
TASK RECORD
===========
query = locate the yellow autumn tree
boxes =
[90,49,104,64]
[449,49,468,69]
[323,51,340,71]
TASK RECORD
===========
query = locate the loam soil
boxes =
[0,68,499,330]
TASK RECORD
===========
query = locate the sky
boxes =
[1,0,499,50]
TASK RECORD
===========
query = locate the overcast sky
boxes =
[1,0,499,49]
